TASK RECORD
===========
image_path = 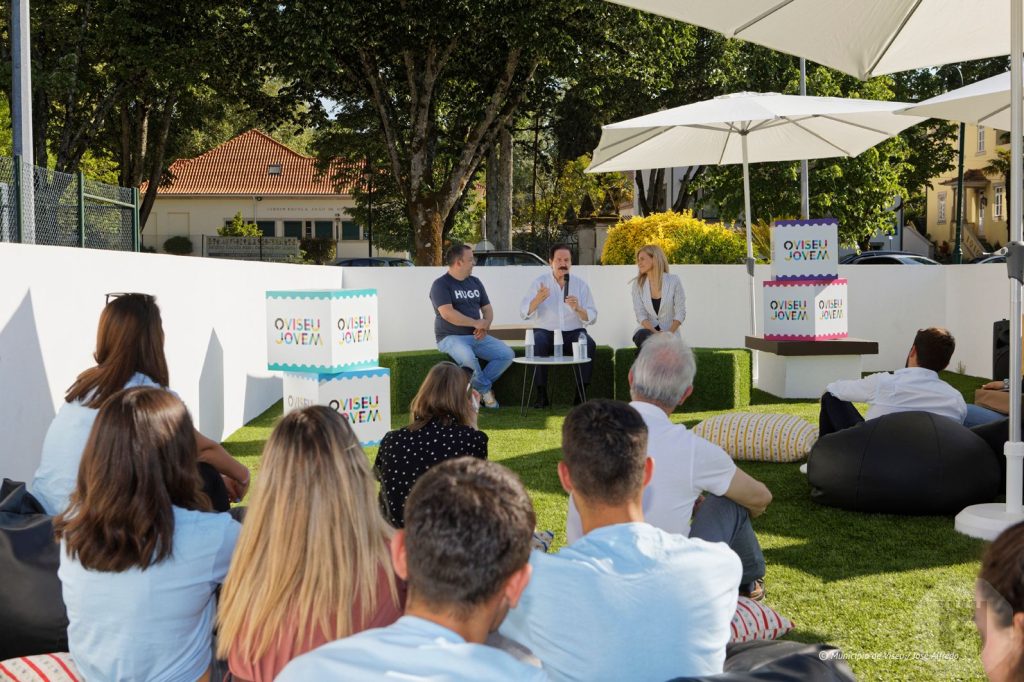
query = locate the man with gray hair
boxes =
[566,333,772,599]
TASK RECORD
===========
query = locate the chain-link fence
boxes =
[0,156,139,251]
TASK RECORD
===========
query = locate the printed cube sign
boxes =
[283,369,391,446]
[771,219,839,281]
[762,279,848,341]
[266,289,378,372]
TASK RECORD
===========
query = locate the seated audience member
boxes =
[502,400,742,681]
[218,406,403,682]
[277,458,545,681]
[566,334,771,600]
[975,520,1024,682]
[819,326,966,437]
[374,362,488,527]
[54,387,240,682]
[31,292,248,515]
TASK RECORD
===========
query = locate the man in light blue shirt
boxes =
[501,400,742,682]
[278,458,547,681]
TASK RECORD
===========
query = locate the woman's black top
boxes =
[373,418,488,527]
[651,297,662,315]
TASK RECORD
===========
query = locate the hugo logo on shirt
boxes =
[453,289,481,300]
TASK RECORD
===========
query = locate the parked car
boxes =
[838,251,940,265]
[331,256,414,267]
[972,247,1008,264]
[473,249,546,266]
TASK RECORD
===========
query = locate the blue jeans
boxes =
[965,403,1007,428]
[690,494,766,586]
[437,334,515,394]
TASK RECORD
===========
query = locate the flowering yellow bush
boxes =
[601,211,746,265]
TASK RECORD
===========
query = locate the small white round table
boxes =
[512,355,592,415]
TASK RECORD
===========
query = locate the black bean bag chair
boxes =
[807,411,1001,515]
[669,640,856,681]
[0,479,68,659]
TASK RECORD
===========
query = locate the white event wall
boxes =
[0,243,342,482]
[0,242,1012,482]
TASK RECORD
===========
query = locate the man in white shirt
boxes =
[278,458,546,682]
[520,243,597,407]
[566,333,772,599]
[501,399,741,682]
[819,326,967,436]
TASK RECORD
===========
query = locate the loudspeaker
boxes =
[994,319,1011,381]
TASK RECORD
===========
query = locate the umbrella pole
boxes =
[742,134,756,337]
[955,0,1024,539]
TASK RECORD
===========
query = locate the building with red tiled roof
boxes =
[145,129,398,259]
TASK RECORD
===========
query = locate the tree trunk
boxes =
[410,197,444,264]
[485,142,499,244]
[495,124,513,250]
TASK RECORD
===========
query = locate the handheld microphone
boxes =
[563,273,570,301]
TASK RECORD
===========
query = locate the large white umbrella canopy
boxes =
[603,0,1024,540]
[903,71,1016,131]
[605,0,1021,80]
[588,92,924,334]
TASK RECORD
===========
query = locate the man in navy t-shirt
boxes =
[429,244,514,408]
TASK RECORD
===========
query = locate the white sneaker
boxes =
[481,390,499,409]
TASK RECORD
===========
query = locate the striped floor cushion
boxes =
[693,413,817,463]
[0,653,80,682]
[730,597,795,643]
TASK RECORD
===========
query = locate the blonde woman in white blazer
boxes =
[631,244,686,348]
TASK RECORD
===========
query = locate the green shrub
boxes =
[163,235,194,255]
[218,211,263,237]
[613,347,751,412]
[300,238,337,264]
[602,210,746,265]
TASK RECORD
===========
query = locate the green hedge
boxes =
[380,346,615,413]
[613,347,751,412]
[380,346,747,414]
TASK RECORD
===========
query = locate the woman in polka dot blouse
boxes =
[374,362,489,527]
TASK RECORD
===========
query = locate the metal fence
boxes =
[0,155,139,251]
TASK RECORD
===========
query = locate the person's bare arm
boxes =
[473,304,495,340]
[723,469,772,518]
[437,303,484,329]
[195,430,250,501]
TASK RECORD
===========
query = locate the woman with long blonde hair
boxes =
[631,244,687,348]
[374,361,488,527]
[218,406,402,682]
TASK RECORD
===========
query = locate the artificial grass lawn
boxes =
[223,370,995,681]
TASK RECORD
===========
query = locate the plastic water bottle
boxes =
[579,332,588,360]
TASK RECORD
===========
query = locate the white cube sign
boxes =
[266,289,378,372]
[762,279,848,341]
[771,219,839,281]
[283,368,392,446]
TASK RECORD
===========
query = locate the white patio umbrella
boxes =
[904,70,1016,132]
[587,91,924,335]
[605,0,1024,541]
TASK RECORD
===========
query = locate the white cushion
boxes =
[0,653,80,681]
[730,597,795,643]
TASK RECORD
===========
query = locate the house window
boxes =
[314,220,334,239]
[997,130,1011,145]
[995,185,1005,219]
[268,164,282,176]
[341,221,362,241]
[283,221,302,238]
[978,125,986,153]
[256,221,275,237]
[937,192,947,224]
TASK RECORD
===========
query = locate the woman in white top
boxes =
[631,244,686,348]
[30,293,249,515]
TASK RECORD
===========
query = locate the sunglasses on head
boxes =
[105,292,155,305]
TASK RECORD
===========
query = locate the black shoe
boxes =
[532,388,550,409]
